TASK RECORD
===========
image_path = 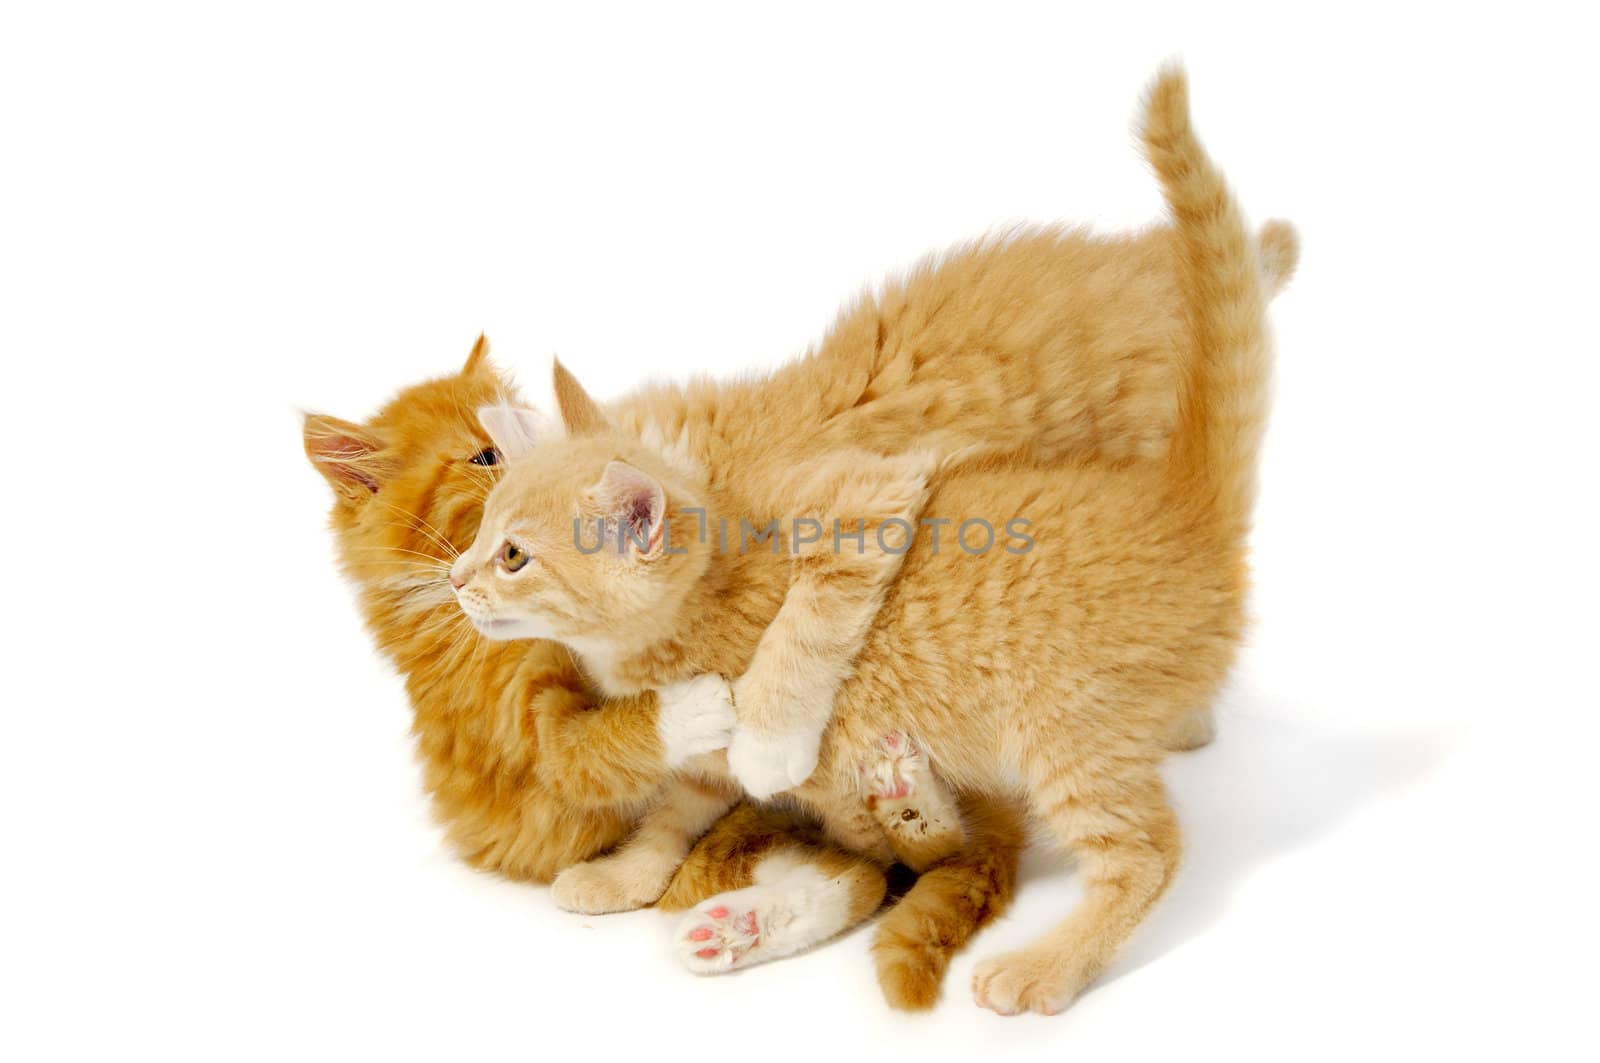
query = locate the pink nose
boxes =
[449,573,466,591]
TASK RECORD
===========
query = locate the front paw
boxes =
[551,858,668,915]
[656,673,735,767]
[727,725,822,799]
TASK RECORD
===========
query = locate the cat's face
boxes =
[303,337,515,608]
[450,364,711,647]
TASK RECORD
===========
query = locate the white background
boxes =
[3,2,1596,1059]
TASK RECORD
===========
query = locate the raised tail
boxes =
[871,795,1024,1010]
[1142,66,1278,536]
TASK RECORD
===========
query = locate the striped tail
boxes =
[1141,66,1277,537]
[871,795,1024,1010]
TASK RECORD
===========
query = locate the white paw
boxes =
[675,894,765,974]
[727,725,822,799]
[656,673,734,767]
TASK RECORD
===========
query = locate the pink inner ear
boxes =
[311,433,380,491]
[616,485,663,551]
[595,461,665,553]
[625,492,655,539]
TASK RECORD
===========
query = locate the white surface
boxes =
[3,2,1596,1059]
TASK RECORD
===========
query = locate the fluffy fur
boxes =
[455,65,1282,1014]
[306,349,1023,1002]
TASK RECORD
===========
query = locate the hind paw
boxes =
[675,898,763,974]
[861,731,926,799]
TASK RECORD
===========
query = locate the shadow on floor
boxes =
[1003,686,1452,984]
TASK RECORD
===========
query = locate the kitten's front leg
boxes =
[656,673,736,768]
[726,663,829,800]
[726,450,936,799]
[550,776,740,915]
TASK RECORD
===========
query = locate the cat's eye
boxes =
[469,447,501,467]
[500,541,530,573]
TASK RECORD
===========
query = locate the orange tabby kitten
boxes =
[304,350,1014,995]
[453,66,1279,1014]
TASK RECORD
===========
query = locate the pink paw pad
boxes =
[862,731,920,799]
[680,902,763,972]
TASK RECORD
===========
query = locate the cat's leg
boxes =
[657,803,890,974]
[873,793,1026,1010]
[534,674,734,809]
[726,450,937,798]
[971,755,1180,1016]
[860,731,965,871]
[549,775,740,915]
[671,845,888,974]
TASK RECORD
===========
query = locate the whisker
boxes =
[375,500,461,560]
[348,544,452,566]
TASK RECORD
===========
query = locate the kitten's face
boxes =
[303,337,515,613]
[449,366,711,649]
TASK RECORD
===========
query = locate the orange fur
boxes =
[305,343,642,882]
[304,345,1018,993]
[872,795,1025,1010]
[457,65,1284,1014]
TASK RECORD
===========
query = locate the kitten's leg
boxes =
[861,731,965,871]
[672,845,887,974]
[972,759,1179,1016]
[726,450,936,798]
[549,776,739,915]
[874,794,1025,1010]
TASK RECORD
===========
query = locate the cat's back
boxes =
[608,226,1183,474]
[805,226,1183,463]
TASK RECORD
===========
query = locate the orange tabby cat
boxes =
[454,65,1279,1014]
[305,348,1038,1003]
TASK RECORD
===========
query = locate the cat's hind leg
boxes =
[873,793,1025,1010]
[861,731,965,871]
[671,845,887,974]
[972,754,1180,1016]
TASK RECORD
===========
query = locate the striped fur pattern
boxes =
[454,65,1285,1014]
[303,346,1016,1000]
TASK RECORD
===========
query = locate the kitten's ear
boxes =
[462,333,491,375]
[590,460,666,556]
[477,405,543,462]
[303,415,393,499]
[552,358,608,437]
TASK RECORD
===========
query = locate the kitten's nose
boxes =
[449,572,466,591]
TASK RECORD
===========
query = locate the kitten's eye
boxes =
[500,542,529,572]
[469,447,501,467]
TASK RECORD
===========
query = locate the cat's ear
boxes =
[477,405,543,462]
[303,415,394,499]
[462,333,491,375]
[552,358,608,437]
[590,460,666,556]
